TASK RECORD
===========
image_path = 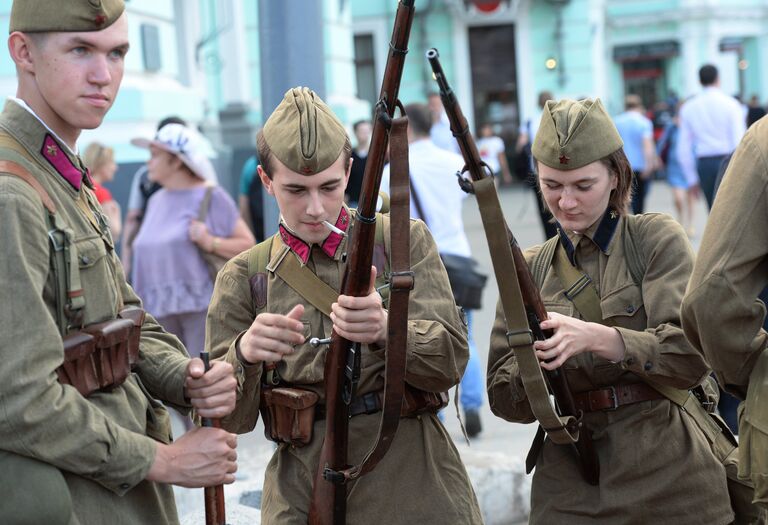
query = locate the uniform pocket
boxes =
[600,283,645,329]
[73,234,118,323]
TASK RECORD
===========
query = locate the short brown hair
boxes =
[600,148,633,215]
[256,130,352,180]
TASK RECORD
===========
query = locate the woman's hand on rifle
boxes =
[238,304,306,365]
[331,266,388,347]
[534,311,626,370]
[184,358,237,419]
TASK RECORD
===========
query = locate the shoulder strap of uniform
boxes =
[530,235,559,290]
[622,215,645,287]
[0,134,85,334]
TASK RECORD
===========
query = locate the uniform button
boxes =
[120,483,130,490]
[644,361,653,371]
[80,255,91,265]
[625,305,635,314]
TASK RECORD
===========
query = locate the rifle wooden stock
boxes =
[427,48,599,485]
[308,2,416,524]
[200,351,227,525]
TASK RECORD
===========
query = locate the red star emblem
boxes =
[559,154,570,165]
[301,166,313,174]
[94,14,107,27]
[46,144,58,157]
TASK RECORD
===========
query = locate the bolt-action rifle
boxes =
[426,48,599,485]
[200,351,228,525]
[307,1,417,524]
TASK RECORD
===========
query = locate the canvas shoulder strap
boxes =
[0,133,85,334]
[530,235,559,290]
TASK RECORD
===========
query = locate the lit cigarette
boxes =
[322,220,345,236]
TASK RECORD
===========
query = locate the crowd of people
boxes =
[3,1,768,524]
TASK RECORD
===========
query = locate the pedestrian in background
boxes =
[83,142,122,240]
[656,106,698,236]
[381,103,485,437]
[488,98,733,525]
[677,64,746,209]
[120,115,189,280]
[131,124,254,358]
[517,90,558,239]
[613,94,656,214]
[477,122,513,186]
[346,119,371,207]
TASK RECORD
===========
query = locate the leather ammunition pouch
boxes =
[56,308,145,397]
[261,387,319,447]
[259,384,447,447]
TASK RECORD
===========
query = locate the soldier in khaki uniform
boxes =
[487,99,733,524]
[682,116,768,510]
[0,2,238,524]
[206,87,482,524]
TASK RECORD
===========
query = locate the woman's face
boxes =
[538,160,617,233]
[147,146,179,185]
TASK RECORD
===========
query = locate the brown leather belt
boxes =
[316,388,448,420]
[574,383,664,413]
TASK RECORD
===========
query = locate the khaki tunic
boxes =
[488,212,732,525]
[0,100,189,524]
[206,213,483,524]
[682,116,768,507]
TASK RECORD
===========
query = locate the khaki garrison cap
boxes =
[262,87,348,175]
[532,98,623,171]
[10,0,125,33]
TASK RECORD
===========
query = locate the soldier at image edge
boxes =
[0,1,238,524]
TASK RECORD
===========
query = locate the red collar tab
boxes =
[41,134,86,191]
[278,207,350,264]
[320,206,350,259]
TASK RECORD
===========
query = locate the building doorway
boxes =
[468,23,519,156]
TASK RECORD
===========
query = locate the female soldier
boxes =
[487,98,733,524]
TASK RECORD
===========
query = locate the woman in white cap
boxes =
[131,124,254,358]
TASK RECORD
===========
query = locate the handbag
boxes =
[409,175,487,310]
[197,186,229,281]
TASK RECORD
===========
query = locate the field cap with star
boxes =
[532,98,623,171]
[261,87,348,175]
[10,0,125,33]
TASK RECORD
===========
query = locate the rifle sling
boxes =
[473,176,578,445]
[342,114,412,480]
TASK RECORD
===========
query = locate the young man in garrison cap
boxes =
[206,87,482,524]
[0,2,238,524]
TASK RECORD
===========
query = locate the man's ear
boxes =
[258,165,274,195]
[8,32,36,74]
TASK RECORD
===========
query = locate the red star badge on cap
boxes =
[301,166,313,174]
[94,14,107,27]
[559,154,570,165]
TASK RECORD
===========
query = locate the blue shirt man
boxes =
[614,95,655,214]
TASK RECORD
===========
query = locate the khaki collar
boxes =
[1,99,91,192]
[277,205,351,264]
[557,207,621,265]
